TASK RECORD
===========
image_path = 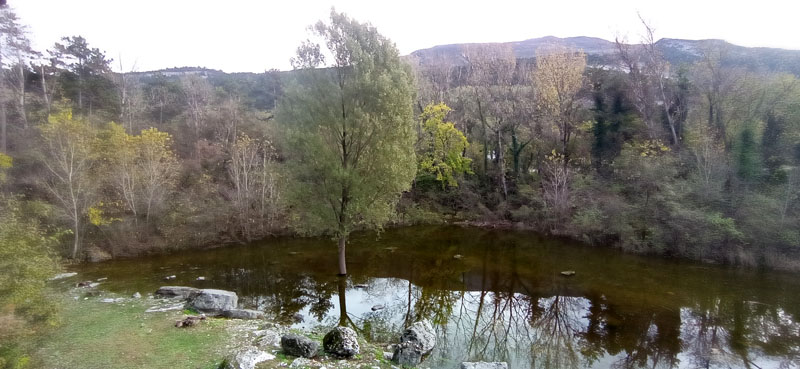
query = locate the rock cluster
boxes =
[155,286,264,320]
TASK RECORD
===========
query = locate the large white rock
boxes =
[224,348,274,369]
[187,289,238,314]
[323,326,360,358]
[392,320,436,366]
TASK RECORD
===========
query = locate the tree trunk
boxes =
[72,213,80,259]
[17,60,27,129]
[41,65,51,114]
[337,235,347,276]
[0,103,6,153]
[497,130,508,199]
[337,275,348,326]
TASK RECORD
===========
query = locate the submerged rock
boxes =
[323,326,360,358]
[223,308,264,320]
[224,348,275,369]
[560,270,576,276]
[281,333,319,358]
[187,289,238,315]
[392,320,436,367]
[291,313,304,323]
[460,362,508,369]
[155,286,199,299]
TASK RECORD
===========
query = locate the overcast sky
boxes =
[10,0,800,73]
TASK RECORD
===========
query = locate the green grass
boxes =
[29,295,232,369]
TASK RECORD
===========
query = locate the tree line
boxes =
[0,7,798,274]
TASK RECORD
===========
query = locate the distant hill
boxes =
[409,36,800,75]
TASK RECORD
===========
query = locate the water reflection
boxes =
[75,226,800,369]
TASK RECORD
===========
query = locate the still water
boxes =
[74,225,800,369]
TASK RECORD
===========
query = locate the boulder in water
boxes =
[323,326,360,358]
[392,320,436,366]
[155,286,199,300]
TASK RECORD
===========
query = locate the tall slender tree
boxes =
[277,10,416,276]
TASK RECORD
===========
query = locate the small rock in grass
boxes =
[175,314,206,328]
[281,333,319,358]
[132,292,142,298]
[224,348,275,369]
[289,357,312,368]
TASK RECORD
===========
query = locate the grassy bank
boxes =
[28,292,234,369]
[9,285,395,369]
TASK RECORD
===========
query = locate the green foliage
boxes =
[736,125,762,181]
[0,153,11,184]
[277,10,417,240]
[417,103,473,188]
[0,196,61,333]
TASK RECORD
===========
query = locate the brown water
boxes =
[73,225,800,369]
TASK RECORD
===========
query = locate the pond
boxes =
[74,225,800,369]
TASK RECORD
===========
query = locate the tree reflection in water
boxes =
[73,225,800,369]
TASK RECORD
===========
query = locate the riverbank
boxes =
[15,279,398,369]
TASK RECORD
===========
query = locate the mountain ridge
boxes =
[408,36,800,75]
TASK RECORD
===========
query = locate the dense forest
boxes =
[2,6,800,307]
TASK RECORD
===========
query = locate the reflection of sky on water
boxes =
[73,225,800,369]
[270,277,800,369]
